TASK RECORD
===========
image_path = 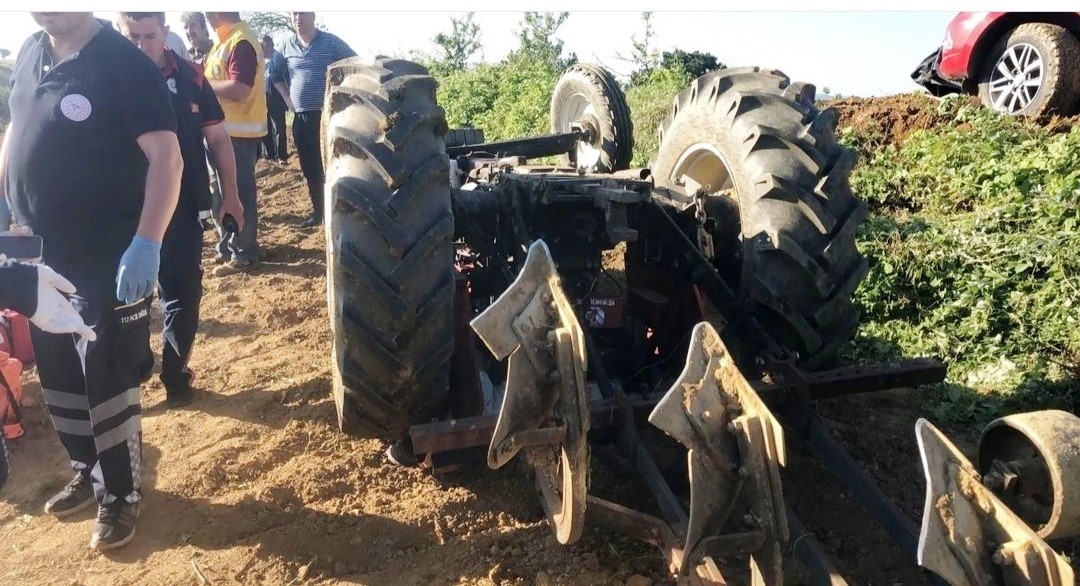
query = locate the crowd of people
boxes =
[0,11,356,551]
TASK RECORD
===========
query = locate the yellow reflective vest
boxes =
[205,21,267,138]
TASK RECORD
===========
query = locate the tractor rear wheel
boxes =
[650,67,868,369]
[323,57,455,439]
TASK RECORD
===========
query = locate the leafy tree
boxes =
[620,12,659,78]
[625,66,688,165]
[0,49,10,60]
[659,49,723,81]
[512,12,574,70]
[432,12,482,73]
[242,12,293,36]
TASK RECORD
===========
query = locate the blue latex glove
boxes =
[115,236,161,305]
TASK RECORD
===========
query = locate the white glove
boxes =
[30,264,97,342]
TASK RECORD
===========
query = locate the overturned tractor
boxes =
[321,57,1080,584]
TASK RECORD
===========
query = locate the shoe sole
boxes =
[45,495,95,518]
[91,526,136,551]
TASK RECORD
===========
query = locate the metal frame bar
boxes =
[446,130,583,160]
[409,359,946,455]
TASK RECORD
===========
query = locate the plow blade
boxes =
[470,240,590,544]
[916,419,1073,586]
[651,322,788,584]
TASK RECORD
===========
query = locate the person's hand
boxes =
[218,196,245,232]
[115,236,161,305]
[31,264,96,341]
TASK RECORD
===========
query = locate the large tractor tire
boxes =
[550,64,634,172]
[976,23,1080,117]
[650,67,868,369]
[323,57,455,439]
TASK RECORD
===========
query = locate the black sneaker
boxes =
[385,438,419,467]
[165,385,195,409]
[299,214,323,228]
[44,473,95,517]
[90,500,139,551]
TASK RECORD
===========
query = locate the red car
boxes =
[912,12,1080,116]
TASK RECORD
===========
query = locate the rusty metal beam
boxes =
[586,496,727,585]
[409,358,946,456]
[787,506,848,586]
[758,358,946,403]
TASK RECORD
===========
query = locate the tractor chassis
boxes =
[412,140,958,584]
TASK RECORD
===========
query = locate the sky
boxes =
[0,11,959,97]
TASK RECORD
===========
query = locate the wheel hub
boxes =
[987,42,1044,114]
[554,92,604,170]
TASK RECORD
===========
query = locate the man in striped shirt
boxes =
[278,12,356,228]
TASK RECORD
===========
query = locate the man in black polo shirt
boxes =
[0,12,182,550]
[117,12,245,408]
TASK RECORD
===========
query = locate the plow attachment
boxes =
[916,419,1074,586]
[412,239,1078,585]
[649,322,787,584]
[470,240,590,544]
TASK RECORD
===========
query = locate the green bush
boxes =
[841,101,1080,423]
[436,57,559,142]
[624,65,689,167]
[435,58,692,166]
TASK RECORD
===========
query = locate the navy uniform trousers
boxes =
[31,258,151,505]
[156,203,204,392]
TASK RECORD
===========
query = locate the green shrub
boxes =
[841,102,1080,423]
[436,58,692,165]
[436,57,559,142]
[624,65,689,167]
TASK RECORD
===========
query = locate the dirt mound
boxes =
[1041,113,1080,134]
[824,93,1079,150]
[823,93,967,149]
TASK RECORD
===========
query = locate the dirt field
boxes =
[0,98,1059,585]
[0,158,670,586]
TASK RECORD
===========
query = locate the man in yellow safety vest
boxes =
[203,12,265,274]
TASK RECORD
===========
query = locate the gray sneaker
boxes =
[90,500,139,550]
[44,473,95,517]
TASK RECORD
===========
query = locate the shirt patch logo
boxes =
[60,94,92,122]
[191,103,200,114]
[167,78,178,94]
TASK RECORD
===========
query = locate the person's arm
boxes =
[209,79,253,102]
[208,40,257,102]
[203,122,244,231]
[274,81,295,112]
[196,67,244,230]
[0,127,13,231]
[115,130,181,304]
[134,130,183,243]
[268,52,295,111]
[1,35,34,227]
